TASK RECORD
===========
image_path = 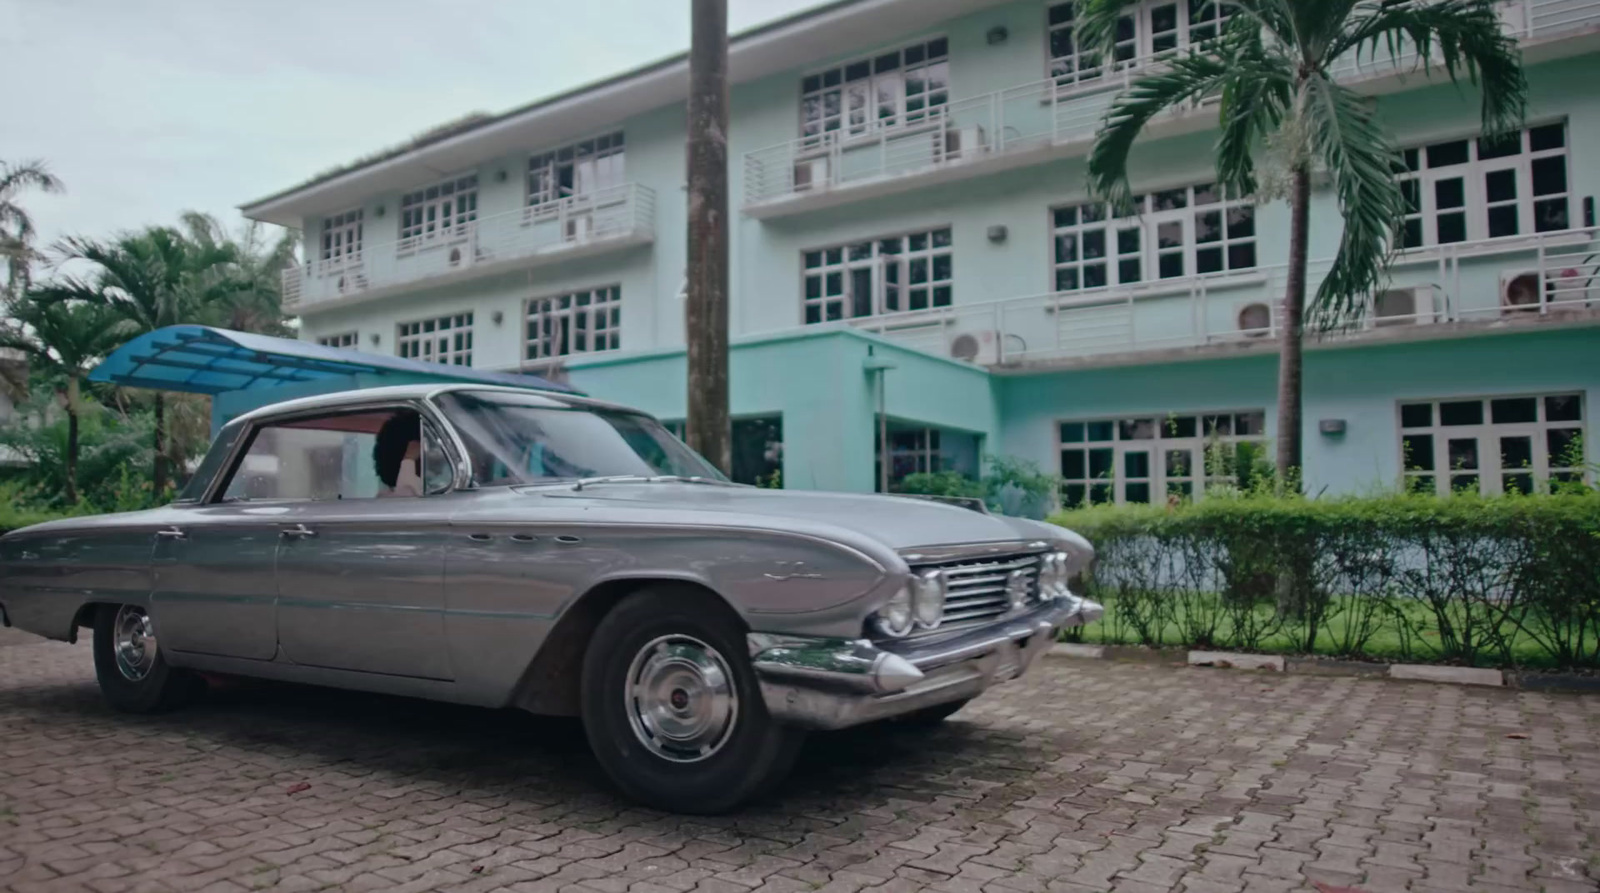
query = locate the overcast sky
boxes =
[1,0,819,249]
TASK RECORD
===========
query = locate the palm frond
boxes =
[1332,0,1527,134]
[1086,51,1234,209]
[0,160,64,200]
[1302,75,1407,328]
[1213,27,1296,197]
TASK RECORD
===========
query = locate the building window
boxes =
[526,286,621,361]
[319,210,363,265]
[1052,184,1255,291]
[528,133,625,207]
[397,312,473,366]
[803,227,953,323]
[317,332,358,349]
[399,175,479,248]
[1047,1,1234,87]
[800,38,949,139]
[1396,123,1570,248]
[1059,411,1268,505]
[1400,394,1585,496]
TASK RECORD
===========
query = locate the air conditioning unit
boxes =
[1373,286,1435,326]
[1236,302,1273,336]
[1500,269,1543,313]
[944,125,988,160]
[949,329,1003,365]
[793,156,830,191]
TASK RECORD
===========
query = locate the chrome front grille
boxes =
[918,553,1041,629]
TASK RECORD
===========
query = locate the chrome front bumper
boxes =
[747,593,1103,731]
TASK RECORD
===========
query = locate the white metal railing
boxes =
[844,227,1600,365]
[281,183,656,310]
[743,0,1600,207]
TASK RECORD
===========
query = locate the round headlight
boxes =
[879,585,915,637]
[912,570,946,629]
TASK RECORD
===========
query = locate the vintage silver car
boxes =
[0,384,1100,812]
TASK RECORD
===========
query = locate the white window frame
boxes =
[1058,410,1269,506]
[1398,393,1585,496]
[319,210,363,267]
[1051,184,1256,292]
[396,312,474,366]
[799,37,949,141]
[525,285,622,362]
[802,227,953,324]
[316,332,358,349]
[527,132,626,208]
[398,175,479,252]
[1046,1,1234,88]
[1396,122,1571,249]
[877,427,942,491]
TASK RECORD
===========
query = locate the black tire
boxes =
[580,586,804,814]
[92,604,200,713]
[894,698,971,727]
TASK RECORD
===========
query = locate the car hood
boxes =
[527,482,1063,552]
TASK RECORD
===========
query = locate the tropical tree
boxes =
[47,226,239,494]
[0,292,135,501]
[0,160,64,300]
[179,211,299,335]
[1077,0,1526,486]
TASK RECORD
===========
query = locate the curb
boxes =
[1047,643,1597,692]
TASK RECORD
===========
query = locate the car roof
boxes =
[228,383,646,427]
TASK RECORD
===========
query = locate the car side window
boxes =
[218,408,452,502]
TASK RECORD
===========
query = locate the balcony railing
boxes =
[282,183,656,311]
[742,0,1600,211]
[843,227,1600,367]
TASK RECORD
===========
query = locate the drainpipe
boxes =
[864,346,897,493]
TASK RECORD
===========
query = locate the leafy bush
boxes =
[0,387,174,515]
[1052,491,1600,669]
[898,455,1059,519]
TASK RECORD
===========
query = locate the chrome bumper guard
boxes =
[747,593,1103,730]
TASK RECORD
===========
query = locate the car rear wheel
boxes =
[92,604,200,713]
[580,586,804,813]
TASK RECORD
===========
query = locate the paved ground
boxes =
[1,633,1596,893]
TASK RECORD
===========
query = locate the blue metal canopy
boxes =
[89,325,577,395]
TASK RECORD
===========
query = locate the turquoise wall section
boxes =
[565,327,998,492]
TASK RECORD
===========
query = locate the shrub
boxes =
[1051,491,1600,669]
[898,455,1060,519]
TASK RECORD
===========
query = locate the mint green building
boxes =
[240,0,1600,502]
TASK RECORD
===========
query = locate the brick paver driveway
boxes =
[1,633,1595,893]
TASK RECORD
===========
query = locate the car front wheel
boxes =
[92,604,199,713]
[580,587,804,813]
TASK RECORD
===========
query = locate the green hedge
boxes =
[1050,493,1600,669]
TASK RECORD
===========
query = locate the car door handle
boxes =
[280,524,317,539]
[154,527,187,541]
[467,533,493,542]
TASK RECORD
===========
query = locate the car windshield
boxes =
[435,390,725,487]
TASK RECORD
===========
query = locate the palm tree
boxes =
[48,227,238,493]
[0,291,134,502]
[179,211,299,335]
[1077,0,1526,487]
[0,160,64,300]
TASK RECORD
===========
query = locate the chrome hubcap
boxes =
[113,605,157,682]
[625,634,738,763]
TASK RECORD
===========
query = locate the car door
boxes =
[270,410,458,680]
[150,504,283,661]
[149,420,280,661]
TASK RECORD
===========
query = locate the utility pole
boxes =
[685,0,731,475]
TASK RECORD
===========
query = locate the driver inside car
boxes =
[373,411,423,497]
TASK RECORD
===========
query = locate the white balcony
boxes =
[282,183,656,312]
[742,0,1600,218]
[844,227,1600,369]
